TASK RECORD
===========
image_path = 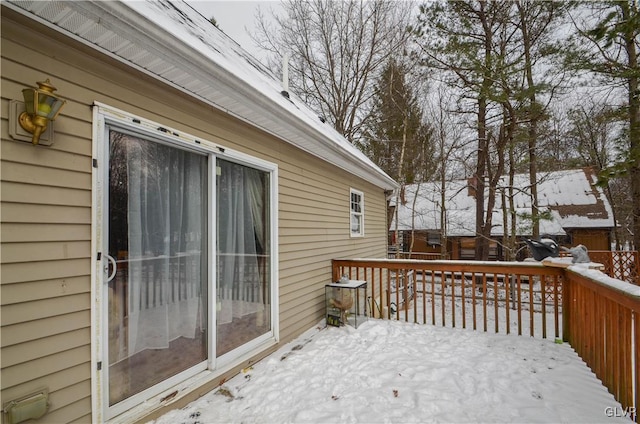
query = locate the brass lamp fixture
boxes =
[19,79,66,145]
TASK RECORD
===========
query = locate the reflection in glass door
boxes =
[216,159,271,356]
[107,130,208,405]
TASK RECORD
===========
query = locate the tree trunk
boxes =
[409,181,421,255]
[475,3,493,261]
[621,1,640,251]
[476,96,488,260]
[394,114,409,257]
[440,131,448,260]
[517,1,540,240]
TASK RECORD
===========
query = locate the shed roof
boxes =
[391,168,614,237]
[4,0,398,190]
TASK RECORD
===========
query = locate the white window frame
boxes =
[350,188,364,237]
[91,102,279,421]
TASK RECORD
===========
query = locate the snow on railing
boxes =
[562,265,639,422]
[587,250,639,286]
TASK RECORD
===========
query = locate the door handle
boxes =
[106,254,117,282]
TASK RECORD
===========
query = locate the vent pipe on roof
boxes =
[281,52,290,97]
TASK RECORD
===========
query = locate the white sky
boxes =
[186,0,282,58]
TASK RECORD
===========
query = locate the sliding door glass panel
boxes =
[107,131,208,405]
[216,159,271,356]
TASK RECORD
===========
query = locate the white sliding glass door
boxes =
[96,106,277,418]
[106,130,208,406]
[216,159,271,356]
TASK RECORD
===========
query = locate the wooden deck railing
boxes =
[388,251,449,260]
[562,268,639,421]
[391,250,639,285]
[332,259,564,339]
[588,250,639,285]
[331,258,639,421]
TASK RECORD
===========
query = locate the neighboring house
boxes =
[390,168,615,260]
[0,1,397,423]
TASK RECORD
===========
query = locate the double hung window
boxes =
[350,189,364,237]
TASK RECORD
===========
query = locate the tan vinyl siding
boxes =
[0,241,91,263]
[1,311,90,346]
[1,12,94,421]
[277,164,388,341]
[2,7,390,422]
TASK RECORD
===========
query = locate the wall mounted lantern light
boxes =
[18,79,66,145]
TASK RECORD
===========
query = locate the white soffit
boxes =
[5,0,398,191]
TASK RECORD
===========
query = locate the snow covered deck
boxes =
[332,258,639,420]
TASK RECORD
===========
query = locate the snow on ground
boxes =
[150,319,632,424]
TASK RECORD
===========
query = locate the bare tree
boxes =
[253,0,415,142]
[565,100,627,249]
[425,84,474,259]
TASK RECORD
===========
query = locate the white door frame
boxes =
[90,102,279,421]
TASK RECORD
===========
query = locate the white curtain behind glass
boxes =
[217,160,266,324]
[122,135,206,356]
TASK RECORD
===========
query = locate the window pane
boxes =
[350,190,363,236]
[351,193,361,213]
[351,215,361,233]
[108,131,208,405]
[216,159,271,356]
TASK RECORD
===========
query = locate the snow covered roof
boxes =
[391,168,614,237]
[4,0,397,191]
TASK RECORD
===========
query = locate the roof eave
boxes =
[4,0,398,191]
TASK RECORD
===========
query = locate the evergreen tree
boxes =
[566,0,640,249]
[413,0,512,260]
[358,58,434,185]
